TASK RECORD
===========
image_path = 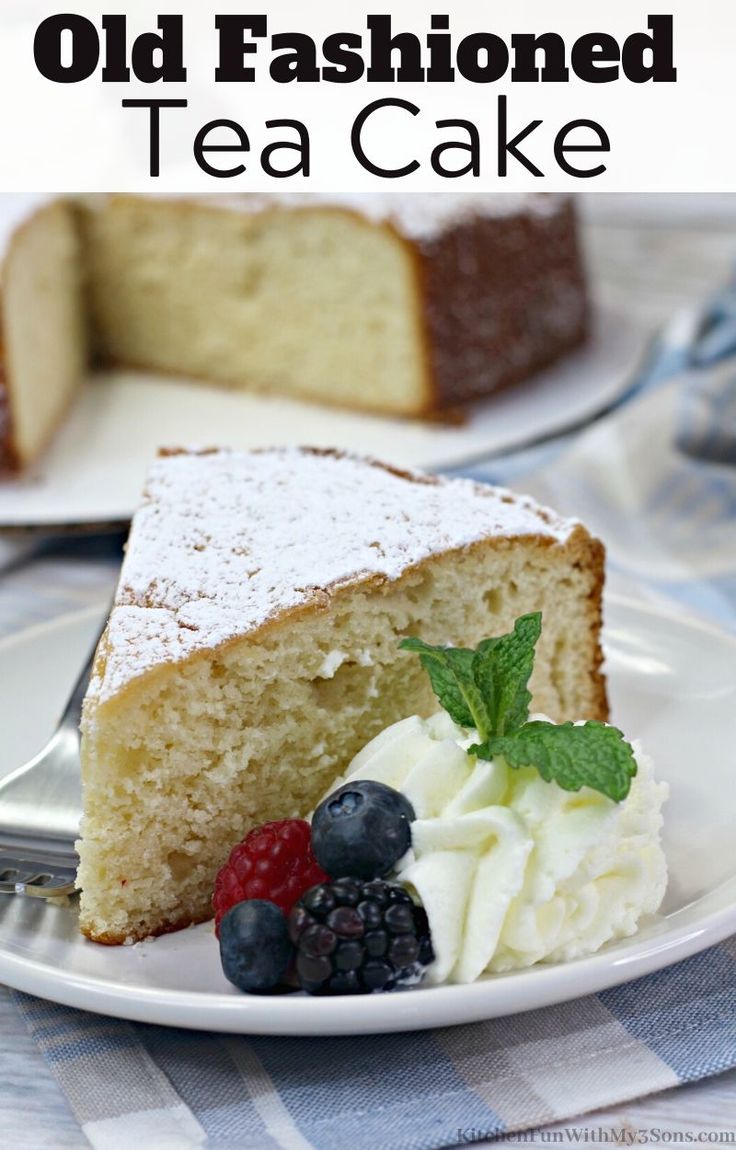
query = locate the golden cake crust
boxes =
[85,446,604,711]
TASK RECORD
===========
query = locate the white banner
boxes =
[0,0,733,191]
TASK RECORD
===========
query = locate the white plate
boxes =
[0,594,734,1035]
[0,307,646,531]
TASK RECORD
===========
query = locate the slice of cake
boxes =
[78,447,607,944]
[0,193,587,470]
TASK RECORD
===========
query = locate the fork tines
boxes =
[0,854,78,898]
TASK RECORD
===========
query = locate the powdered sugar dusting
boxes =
[138,193,568,241]
[94,448,578,702]
[271,193,566,240]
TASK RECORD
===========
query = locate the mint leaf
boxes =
[473,612,541,736]
[399,638,492,741]
[400,613,635,804]
[473,721,637,803]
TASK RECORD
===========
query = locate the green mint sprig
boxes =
[400,612,636,803]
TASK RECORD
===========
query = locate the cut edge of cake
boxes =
[80,192,587,417]
[0,197,87,471]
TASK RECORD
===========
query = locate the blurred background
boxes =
[2,191,735,626]
[585,194,736,324]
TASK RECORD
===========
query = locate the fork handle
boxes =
[0,608,110,854]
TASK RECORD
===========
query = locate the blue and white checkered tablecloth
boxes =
[2,289,736,1149]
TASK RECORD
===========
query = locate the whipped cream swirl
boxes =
[329,711,668,984]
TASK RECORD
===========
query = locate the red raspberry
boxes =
[213,819,329,938]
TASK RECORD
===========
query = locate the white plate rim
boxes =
[0,593,734,1036]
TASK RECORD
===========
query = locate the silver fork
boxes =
[0,620,104,899]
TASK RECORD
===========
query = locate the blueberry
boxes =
[219,900,293,993]
[311,781,415,880]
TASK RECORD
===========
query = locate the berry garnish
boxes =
[311,781,415,880]
[213,819,329,937]
[219,900,293,993]
[289,877,434,995]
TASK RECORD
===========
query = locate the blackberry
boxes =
[311,780,415,880]
[289,877,434,995]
